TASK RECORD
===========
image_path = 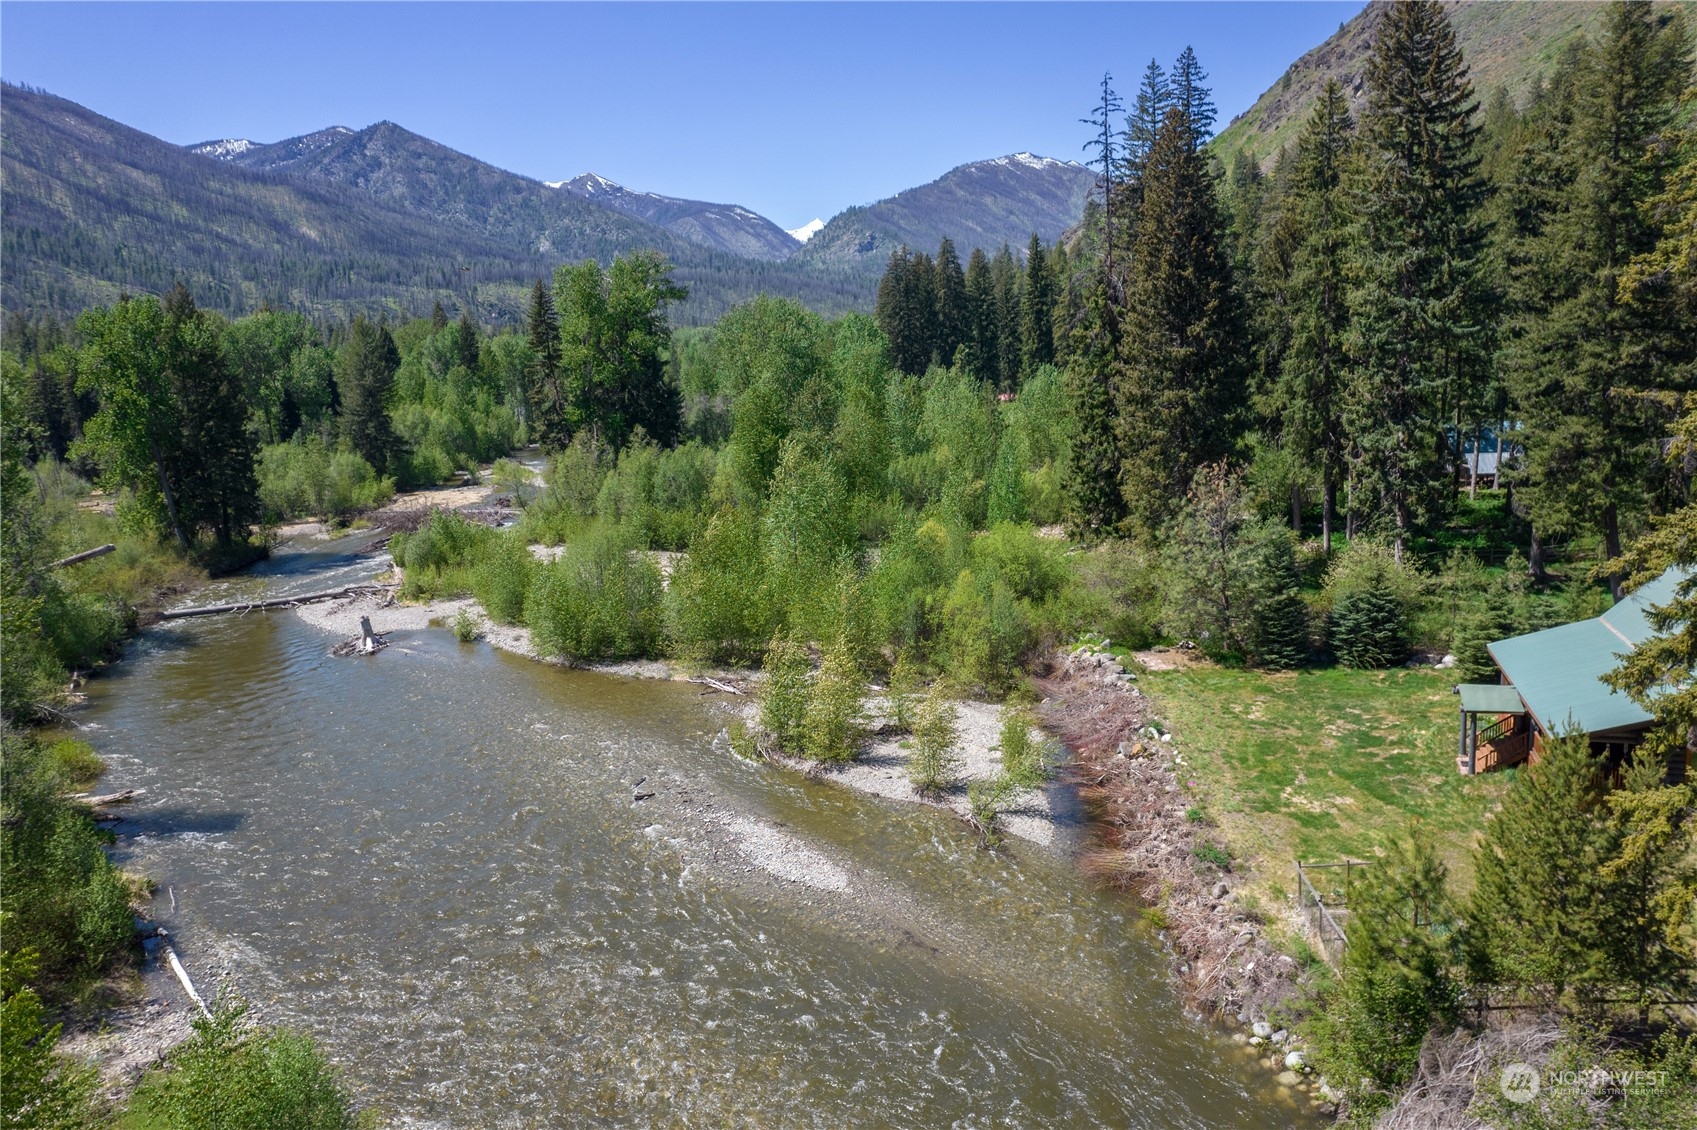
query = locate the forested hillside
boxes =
[556,173,802,261]
[794,153,1095,269]
[0,85,874,325]
[1213,0,1697,167]
[1,85,547,322]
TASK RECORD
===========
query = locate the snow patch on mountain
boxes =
[786,218,824,243]
[191,138,256,160]
[984,152,1077,171]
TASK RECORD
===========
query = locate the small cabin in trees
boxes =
[1456,567,1691,784]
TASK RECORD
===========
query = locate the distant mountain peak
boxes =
[787,218,825,243]
[984,152,1077,171]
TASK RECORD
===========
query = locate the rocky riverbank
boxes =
[1034,643,1337,1117]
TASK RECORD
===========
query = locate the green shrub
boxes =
[939,570,1031,694]
[886,649,923,732]
[997,706,1047,788]
[801,635,864,762]
[392,510,492,599]
[966,773,1018,846]
[469,533,534,625]
[256,437,393,522]
[1192,841,1233,870]
[524,528,665,660]
[124,997,372,1130]
[451,608,482,643]
[0,730,136,989]
[667,505,775,665]
[48,739,105,791]
[1,950,101,1129]
[971,522,1070,605]
[907,682,960,795]
[758,634,812,755]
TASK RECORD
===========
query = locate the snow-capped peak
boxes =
[191,138,255,160]
[984,152,1071,171]
[786,218,825,243]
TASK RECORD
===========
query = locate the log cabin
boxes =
[1457,566,1692,784]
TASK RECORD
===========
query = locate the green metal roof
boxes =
[1485,567,1690,738]
[1458,684,1525,715]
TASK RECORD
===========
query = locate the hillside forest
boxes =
[5,1,1697,1126]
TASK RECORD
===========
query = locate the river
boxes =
[84,530,1312,1128]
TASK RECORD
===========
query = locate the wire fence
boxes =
[1295,860,1368,967]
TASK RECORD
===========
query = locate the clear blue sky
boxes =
[2,2,1361,230]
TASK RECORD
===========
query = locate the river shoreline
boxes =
[1035,644,1336,1115]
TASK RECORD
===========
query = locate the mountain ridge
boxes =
[795,152,1095,267]
[1212,0,1697,167]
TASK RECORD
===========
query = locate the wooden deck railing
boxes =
[1475,729,1533,772]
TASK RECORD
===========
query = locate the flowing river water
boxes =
[84,531,1313,1128]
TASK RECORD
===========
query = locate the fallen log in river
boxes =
[159,584,390,620]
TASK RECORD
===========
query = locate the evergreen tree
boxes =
[430,300,447,331]
[1329,585,1408,668]
[1450,576,1526,683]
[1348,0,1494,561]
[1315,831,1461,1120]
[524,279,566,448]
[1500,2,1693,590]
[990,245,1023,393]
[875,247,937,376]
[1114,105,1249,531]
[1080,73,1125,275]
[1171,46,1217,150]
[1598,749,1697,1009]
[933,238,968,367]
[1276,80,1355,552]
[454,311,481,376]
[338,316,405,476]
[1250,526,1309,669]
[1063,317,1124,536]
[1020,234,1056,374]
[963,247,999,386]
[1123,59,1172,181]
[1470,729,1623,1002]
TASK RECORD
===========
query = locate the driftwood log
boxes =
[51,544,117,568]
[687,677,746,696]
[159,584,388,620]
[67,788,140,807]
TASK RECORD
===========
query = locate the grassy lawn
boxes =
[1139,663,1513,907]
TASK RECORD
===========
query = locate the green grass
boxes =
[1141,663,1512,906]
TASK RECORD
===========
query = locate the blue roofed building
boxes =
[1454,567,1691,784]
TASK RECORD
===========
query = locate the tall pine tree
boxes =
[1020,234,1056,375]
[1346,0,1493,561]
[339,316,406,476]
[1114,105,1249,532]
[933,238,968,368]
[1277,80,1355,552]
[524,279,567,448]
